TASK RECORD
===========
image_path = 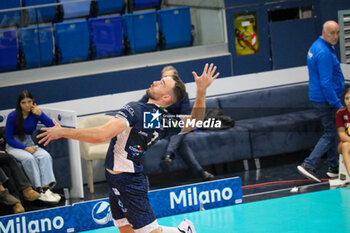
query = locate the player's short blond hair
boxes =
[161,66,178,76]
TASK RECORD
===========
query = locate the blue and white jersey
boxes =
[104,101,181,173]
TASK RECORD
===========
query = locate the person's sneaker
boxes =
[45,189,61,202]
[326,167,339,178]
[0,189,20,206]
[297,164,321,182]
[13,202,25,214]
[329,177,350,187]
[38,190,59,204]
[22,187,40,201]
[178,219,197,233]
[201,171,215,181]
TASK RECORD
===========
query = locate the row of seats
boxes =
[0,0,161,27]
[0,6,192,72]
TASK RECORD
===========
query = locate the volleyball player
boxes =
[37,63,219,233]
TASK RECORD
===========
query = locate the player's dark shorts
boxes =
[105,170,158,232]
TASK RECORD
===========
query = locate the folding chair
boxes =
[58,0,91,20]
[22,0,57,24]
[88,15,123,58]
[122,11,157,53]
[54,19,90,63]
[329,154,350,187]
[157,6,192,49]
[91,0,125,16]
[18,25,54,68]
[0,0,21,27]
[128,0,161,13]
[0,28,18,71]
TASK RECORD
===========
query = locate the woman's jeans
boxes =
[6,135,56,189]
[304,102,339,170]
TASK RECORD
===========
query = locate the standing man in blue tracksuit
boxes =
[297,20,345,182]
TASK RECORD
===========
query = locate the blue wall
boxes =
[224,0,273,8]
[224,0,350,75]
[316,0,350,23]
[2,0,350,110]
[314,0,350,57]
[225,4,272,75]
[0,55,232,110]
[225,0,350,11]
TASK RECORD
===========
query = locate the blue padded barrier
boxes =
[157,6,192,49]
[22,0,57,24]
[0,0,21,27]
[17,25,54,68]
[54,20,90,64]
[0,28,18,71]
[215,84,322,159]
[217,85,312,121]
[88,15,123,58]
[95,0,124,15]
[122,11,157,53]
[59,0,91,20]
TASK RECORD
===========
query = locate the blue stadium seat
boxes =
[37,26,54,66]
[0,0,21,27]
[95,0,124,15]
[22,0,57,24]
[157,6,192,49]
[17,25,54,68]
[128,0,161,13]
[54,20,90,64]
[0,29,18,71]
[88,15,123,58]
[122,11,157,53]
[59,0,91,19]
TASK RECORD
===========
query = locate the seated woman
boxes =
[336,87,350,180]
[5,90,61,204]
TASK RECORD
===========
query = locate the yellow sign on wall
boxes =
[234,13,259,56]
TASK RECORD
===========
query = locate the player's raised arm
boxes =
[37,117,127,146]
[182,63,219,133]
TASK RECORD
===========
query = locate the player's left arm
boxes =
[182,63,219,133]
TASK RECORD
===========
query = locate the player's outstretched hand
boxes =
[192,63,219,92]
[37,119,62,146]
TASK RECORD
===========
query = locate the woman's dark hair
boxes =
[344,87,350,96]
[342,86,350,105]
[16,90,34,141]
